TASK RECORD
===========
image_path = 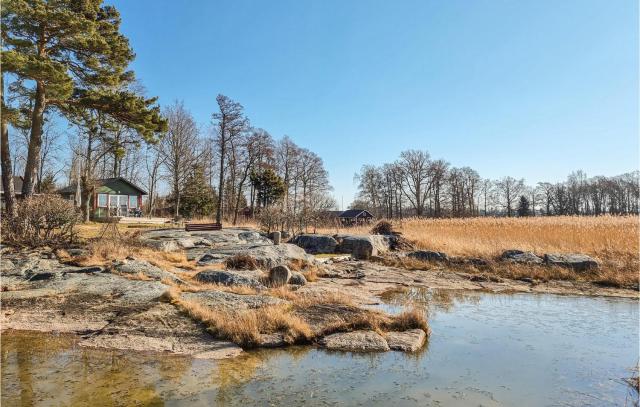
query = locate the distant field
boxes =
[321,216,639,258]
[320,216,639,287]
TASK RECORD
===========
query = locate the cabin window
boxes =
[129,196,138,209]
[109,195,119,208]
[97,194,108,207]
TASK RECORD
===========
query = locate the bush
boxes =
[225,254,259,270]
[2,195,80,247]
[371,220,394,235]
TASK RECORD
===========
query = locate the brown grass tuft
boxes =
[387,308,430,333]
[68,238,195,271]
[164,288,312,347]
[225,254,259,270]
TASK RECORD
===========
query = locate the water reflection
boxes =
[2,291,638,406]
[378,286,482,315]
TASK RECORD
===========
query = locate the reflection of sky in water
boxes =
[2,291,638,406]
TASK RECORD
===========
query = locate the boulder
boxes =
[290,234,338,254]
[288,271,307,286]
[269,265,291,287]
[544,253,599,271]
[501,250,543,264]
[194,270,265,288]
[335,235,392,260]
[407,250,448,262]
[196,243,314,269]
[385,329,427,352]
[319,330,390,352]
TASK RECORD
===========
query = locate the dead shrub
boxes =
[387,308,430,333]
[371,220,394,235]
[2,195,80,247]
[225,254,259,270]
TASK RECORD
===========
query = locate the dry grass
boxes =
[181,282,259,295]
[67,238,195,270]
[74,222,167,240]
[225,254,259,270]
[320,216,638,258]
[286,259,321,282]
[162,286,429,348]
[163,287,312,347]
[319,216,639,289]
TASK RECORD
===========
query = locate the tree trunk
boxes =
[216,136,225,224]
[1,120,15,216]
[1,74,16,217]
[22,81,46,197]
[80,175,93,222]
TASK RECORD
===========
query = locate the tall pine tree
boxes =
[2,0,165,198]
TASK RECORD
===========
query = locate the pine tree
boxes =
[251,168,285,208]
[517,195,531,217]
[178,165,217,219]
[2,0,166,197]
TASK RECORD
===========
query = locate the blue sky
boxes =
[110,0,638,207]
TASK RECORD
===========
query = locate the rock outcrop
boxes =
[544,253,599,271]
[500,250,543,264]
[335,235,392,260]
[385,329,427,352]
[319,330,390,352]
[290,234,338,254]
[194,270,265,288]
[407,250,449,262]
[114,259,185,284]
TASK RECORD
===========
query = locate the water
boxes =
[2,290,638,406]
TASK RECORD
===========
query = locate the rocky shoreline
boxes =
[1,228,635,360]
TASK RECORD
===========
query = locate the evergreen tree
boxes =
[517,195,531,217]
[251,168,285,208]
[2,0,165,197]
[178,165,216,219]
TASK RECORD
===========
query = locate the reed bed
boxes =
[320,216,638,259]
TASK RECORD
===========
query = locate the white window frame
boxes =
[97,193,108,208]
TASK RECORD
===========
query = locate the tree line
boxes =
[353,149,639,218]
[1,0,333,230]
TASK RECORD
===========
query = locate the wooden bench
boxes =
[185,222,222,232]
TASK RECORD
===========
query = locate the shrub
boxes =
[371,220,394,235]
[225,254,259,270]
[2,195,80,247]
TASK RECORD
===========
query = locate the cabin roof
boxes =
[339,209,373,218]
[59,177,147,196]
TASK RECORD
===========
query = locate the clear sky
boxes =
[109,0,638,207]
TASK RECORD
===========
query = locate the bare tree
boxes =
[142,143,165,215]
[213,95,248,224]
[398,149,431,216]
[494,176,525,217]
[160,101,200,218]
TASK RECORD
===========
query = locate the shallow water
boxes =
[2,290,638,406]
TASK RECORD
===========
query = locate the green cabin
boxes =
[59,177,147,219]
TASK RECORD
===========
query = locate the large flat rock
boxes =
[78,303,243,359]
[385,329,427,352]
[319,330,390,352]
[181,290,285,310]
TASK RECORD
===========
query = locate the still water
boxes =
[2,290,638,406]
